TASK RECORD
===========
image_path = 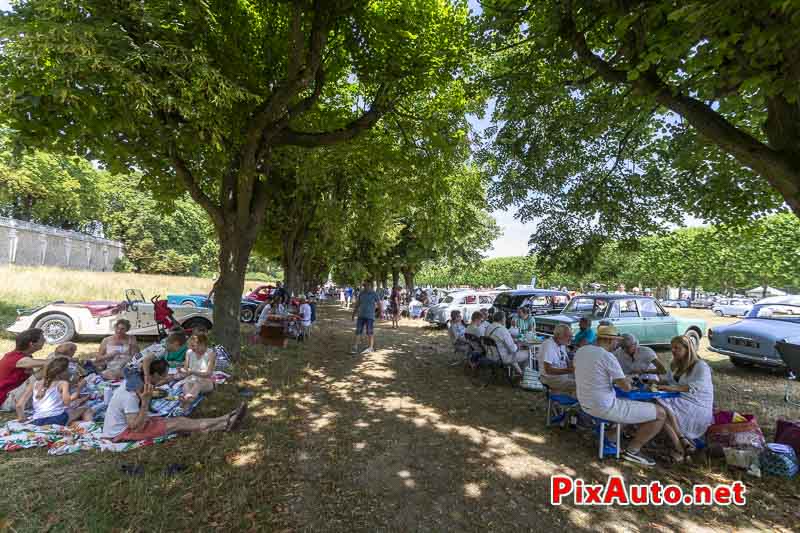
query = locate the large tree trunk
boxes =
[212,224,258,358]
[391,268,400,289]
[282,237,304,297]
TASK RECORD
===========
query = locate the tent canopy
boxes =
[495,284,511,290]
[746,286,788,297]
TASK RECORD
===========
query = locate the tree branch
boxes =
[171,154,224,228]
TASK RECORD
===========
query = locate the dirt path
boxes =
[280,305,797,532]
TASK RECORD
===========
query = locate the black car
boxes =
[491,289,571,325]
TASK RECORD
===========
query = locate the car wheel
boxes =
[182,317,212,332]
[730,357,753,368]
[685,329,701,352]
[181,300,197,307]
[35,313,76,344]
[714,310,723,316]
[240,307,255,323]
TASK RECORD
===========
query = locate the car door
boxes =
[640,298,677,344]
[605,299,646,339]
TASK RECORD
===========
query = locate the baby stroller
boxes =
[151,295,176,340]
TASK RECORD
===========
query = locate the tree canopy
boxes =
[479,0,800,272]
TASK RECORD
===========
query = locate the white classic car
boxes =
[6,289,214,344]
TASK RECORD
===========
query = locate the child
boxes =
[164,332,189,369]
[16,357,93,426]
[180,333,216,409]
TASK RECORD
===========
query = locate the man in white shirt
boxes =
[613,333,667,382]
[486,312,528,374]
[537,324,575,393]
[574,325,666,466]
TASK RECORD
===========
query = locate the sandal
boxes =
[669,450,685,464]
[230,402,248,431]
[224,409,239,432]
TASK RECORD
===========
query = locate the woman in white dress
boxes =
[95,319,139,380]
[657,335,714,461]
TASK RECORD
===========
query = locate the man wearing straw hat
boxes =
[574,324,666,466]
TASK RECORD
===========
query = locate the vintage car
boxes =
[535,294,706,349]
[491,289,570,326]
[245,285,275,302]
[712,298,753,317]
[708,296,800,368]
[660,299,690,308]
[7,289,214,344]
[425,290,497,327]
[167,291,262,323]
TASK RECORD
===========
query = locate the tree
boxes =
[480,1,800,272]
[0,0,471,354]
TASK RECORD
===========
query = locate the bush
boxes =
[113,256,134,273]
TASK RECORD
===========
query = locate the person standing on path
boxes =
[351,281,381,354]
[390,286,401,329]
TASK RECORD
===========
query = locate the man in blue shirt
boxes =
[352,281,381,354]
[572,317,597,347]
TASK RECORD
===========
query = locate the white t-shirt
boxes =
[613,346,657,375]
[102,386,141,438]
[574,345,625,413]
[538,338,570,377]
[299,303,312,326]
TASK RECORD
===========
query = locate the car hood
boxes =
[712,319,800,343]
[534,314,582,325]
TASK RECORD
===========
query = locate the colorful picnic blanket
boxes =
[0,371,230,455]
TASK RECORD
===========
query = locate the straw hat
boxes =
[597,324,622,338]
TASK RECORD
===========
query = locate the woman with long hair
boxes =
[15,357,93,426]
[657,335,714,462]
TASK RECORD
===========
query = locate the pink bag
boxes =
[707,411,765,452]
[775,419,800,457]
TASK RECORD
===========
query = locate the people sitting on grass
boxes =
[486,311,528,375]
[95,319,139,380]
[655,335,714,463]
[512,307,536,337]
[102,361,246,442]
[180,333,216,409]
[572,317,597,348]
[448,310,469,355]
[573,325,666,467]
[613,333,667,382]
[16,356,94,426]
[537,324,575,393]
[0,328,47,412]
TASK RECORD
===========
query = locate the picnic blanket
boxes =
[0,371,230,455]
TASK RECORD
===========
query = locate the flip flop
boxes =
[163,463,188,476]
[230,402,248,431]
[120,464,144,477]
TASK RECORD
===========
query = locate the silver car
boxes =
[425,290,496,326]
[712,298,753,317]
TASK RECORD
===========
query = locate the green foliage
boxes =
[417,214,800,294]
[479,0,800,272]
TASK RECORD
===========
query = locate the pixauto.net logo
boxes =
[550,475,746,506]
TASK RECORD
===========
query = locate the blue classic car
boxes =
[166,292,261,323]
[535,294,706,349]
[709,296,800,368]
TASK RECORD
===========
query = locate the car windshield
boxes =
[442,296,455,304]
[563,297,608,318]
[746,304,800,321]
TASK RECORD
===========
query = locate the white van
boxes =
[425,290,497,326]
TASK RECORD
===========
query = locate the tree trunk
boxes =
[391,268,400,289]
[402,267,415,292]
[212,227,256,358]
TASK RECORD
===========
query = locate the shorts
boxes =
[32,412,69,426]
[356,318,374,336]
[112,417,168,442]
[589,399,658,425]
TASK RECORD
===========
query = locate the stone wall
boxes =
[0,217,124,271]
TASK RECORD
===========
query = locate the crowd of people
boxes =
[447,305,714,466]
[0,322,247,443]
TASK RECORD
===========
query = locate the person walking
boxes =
[390,286,401,329]
[351,281,381,354]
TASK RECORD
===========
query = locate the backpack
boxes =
[760,443,799,478]
[774,419,800,457]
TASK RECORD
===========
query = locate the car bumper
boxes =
[425,311,447,325]
[707,346,784,366]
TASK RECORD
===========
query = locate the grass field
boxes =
[1,269,799,531]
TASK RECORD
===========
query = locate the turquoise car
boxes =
[535,294,706,350]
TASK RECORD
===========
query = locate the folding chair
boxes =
[480,336,515,387]
[544,384,579,427]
